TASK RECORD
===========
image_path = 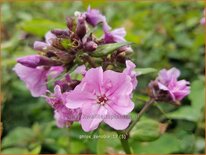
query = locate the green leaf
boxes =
[2,127,34,148]
[134,68,157,75]
[1,148,29,154]
[131,133,181,154]
[19,19,65,37]
[29,145,41,154]
[130,117,161,142]
[189,79,205,112]
[96,129,107,154]
[167,106,199,122]
[91,42,132,57]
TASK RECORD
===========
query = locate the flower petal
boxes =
[65,91,96,109]
[80,103,107,132]
[13,64,48,97]
[104,105,131,130]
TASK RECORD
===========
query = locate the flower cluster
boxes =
[149,68,190,105]
[14,7,190,132]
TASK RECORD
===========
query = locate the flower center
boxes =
[97,95,108,105]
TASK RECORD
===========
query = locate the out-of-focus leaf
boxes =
[135,68,157,75]
[2,127,34,147]
[132,133,181,154]
[19,19,65,37]
[91,42,131,57]
[189,79,205,112]
[167,106,199,122]
[96,129,106,154]
[1,148,29,154]
[29,145,41,154]
[130,117,161,142]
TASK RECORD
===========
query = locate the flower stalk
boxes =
[125,98,155,135]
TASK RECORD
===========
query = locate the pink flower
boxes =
[104,28,133,52]
[33,31,56,51]
[104,28,126,43]
[13,64,63,97]
[123,60,138,89]
[85,6,111,32]
[156,68,190,102]
[65,67,134,132]
[46,85,81,128]
[74,65,87,75]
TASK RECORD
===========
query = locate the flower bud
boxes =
[148,81,174,104]
[33,41,49,51]
[51,29,70,38]
[84,41,97,52]
[76,16,86,39]
[66,17,75,31]
[17,55,62,68]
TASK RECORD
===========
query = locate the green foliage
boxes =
[131,133,182,154]
[1,1,204,154]
[91,42,131,57]
[135,67,157,75]
[19,19,65,37]
[130,117,161,142]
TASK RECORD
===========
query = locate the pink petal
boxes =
[74,65,86,75]
[65,91,96,109]
[107,100,134,115]
[45,31,56,45]
[79,67,103,94]
[80,103,107,132]
[103,70,133,97]
[48,66,64,78]
[104,105,131,130]
[33,41,48,51]
[13,64,48,97]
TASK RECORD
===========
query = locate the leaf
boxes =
[131,133,181,154]
[2,127,34,148]
[189,79,205,112]
[96,129,106,154]
[1,147,29,154]
[19,19,65,37]
[91,42,132,57]
[130,117,161,142]
[29,145,41,154]
[167,106,199,122]
[135,68,157,75]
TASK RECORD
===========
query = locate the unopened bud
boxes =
[84,41,98,52]
[33,41,49,51]
[76,16,86,39]
[51,29,70,38]
[148,81,179,105]
[66,17,75,31]
[17,55,62,68]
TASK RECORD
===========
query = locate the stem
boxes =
[117,131,132,154]
[125,98,155,134]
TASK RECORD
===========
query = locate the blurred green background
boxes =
[1,1,205,154]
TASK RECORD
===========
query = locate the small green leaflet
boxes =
[91,42,132,57]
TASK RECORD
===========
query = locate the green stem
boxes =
[125,98,155,134]
[117,131,132,154]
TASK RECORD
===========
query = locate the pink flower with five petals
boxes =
[65,67,134,132]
